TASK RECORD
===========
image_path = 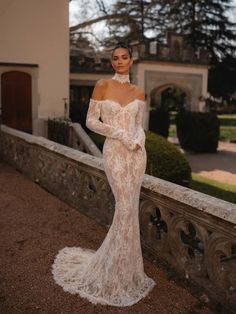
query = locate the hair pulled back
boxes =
[112,42,132,58]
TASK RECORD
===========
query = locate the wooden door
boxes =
[1,71,32,133]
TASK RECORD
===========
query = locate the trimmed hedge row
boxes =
[149,108,170,138]
[89,130,191,186]
[176,111,220,153]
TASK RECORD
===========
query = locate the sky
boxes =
[69,0,113,26]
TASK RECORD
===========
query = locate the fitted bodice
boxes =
[98,99,144,133]
[85,98,146,151]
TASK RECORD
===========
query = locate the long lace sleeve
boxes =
[134,101,146,148]
[86,99,137,150]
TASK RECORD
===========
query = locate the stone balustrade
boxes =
[70,123,102,158]
[0,125,235,311]
[47,119,102,157]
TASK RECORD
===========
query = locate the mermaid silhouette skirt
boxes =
[51,99,156,306]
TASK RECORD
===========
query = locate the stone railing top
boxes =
[0,125,104,171]
[1,125,236,225]
[143,174,236,225]
[71,123,102,158]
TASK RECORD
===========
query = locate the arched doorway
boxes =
[1,71,32,133]
[149,84,191,137]
[150,84,191,110]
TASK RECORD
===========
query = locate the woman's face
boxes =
[111,48,133,74]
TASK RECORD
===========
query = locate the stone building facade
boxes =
[0,0,70,136]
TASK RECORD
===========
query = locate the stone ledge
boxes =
[1,124,236,224]
[143,174,236,225]
[1,125,104,171]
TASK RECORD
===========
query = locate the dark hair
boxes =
[112,42,132,58]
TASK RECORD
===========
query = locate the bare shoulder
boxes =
[132,85,145,101]
[96,79,109,88]
[92,79,109,100]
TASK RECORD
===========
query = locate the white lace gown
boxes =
[52,98,156,307]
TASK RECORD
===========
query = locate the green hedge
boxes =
[149,108,170,138]
[89,130,191,186]
[176,111,220,153]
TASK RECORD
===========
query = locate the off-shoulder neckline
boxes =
[90,98,145,109]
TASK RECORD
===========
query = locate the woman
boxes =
[52,43,156,307]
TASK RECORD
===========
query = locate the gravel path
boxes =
[184,142,236,185]
[169,138,236,186]
[0,162,213,314]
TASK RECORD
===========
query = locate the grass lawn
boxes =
[218,114,236,125]
[169,124,177,137]
[218,114,236,141]
[190,173,236,204]
[220,125,236,142]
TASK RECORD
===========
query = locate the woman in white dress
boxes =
[52,43,156,307]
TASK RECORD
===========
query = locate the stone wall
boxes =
[0,125,236,311]
[0,0,69,135]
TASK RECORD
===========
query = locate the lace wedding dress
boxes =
[52,98,156,307]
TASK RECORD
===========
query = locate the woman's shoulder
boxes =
[131,85,145,101]
[95,79,110,88]
[92,79,109,100]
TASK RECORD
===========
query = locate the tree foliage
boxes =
[71,0,236,61]
[209,55,236,101]
[158,0,236,100]
[103,0,168,45]
[160,0,236,62]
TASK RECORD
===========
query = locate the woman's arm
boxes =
[86,80,137,150]
[134,101,146,148]
[133,88,146,150]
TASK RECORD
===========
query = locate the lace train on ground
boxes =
[52,98,156,307]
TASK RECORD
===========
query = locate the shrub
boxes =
[89,130,191,186]
[176,111,220,153]
[149,108,170,138]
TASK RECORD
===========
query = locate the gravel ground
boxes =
[0,162,214,314]
[169,138,236,186]
[184,142,236,185]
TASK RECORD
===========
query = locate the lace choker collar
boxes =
[112,73,130,84]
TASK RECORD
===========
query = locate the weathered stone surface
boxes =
[142,174,236,224]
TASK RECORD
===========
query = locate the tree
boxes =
[70,1,169,47]
[160,0,236,62]
[159,0,236,99]
[104,0,168,45]
[208,55,236,101]
[70,0,116,48]
[71,0,236,60]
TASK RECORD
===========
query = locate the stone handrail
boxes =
[0,125,235,311]
[69,123,102,158]
[47,119,102,157]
